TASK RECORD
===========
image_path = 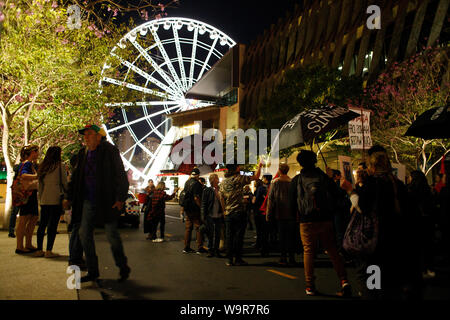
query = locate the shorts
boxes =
[19,191,39,216]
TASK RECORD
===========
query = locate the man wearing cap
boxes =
[182,168,207,254]
[64,124,131,283]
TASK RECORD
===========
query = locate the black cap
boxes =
[191,168,200,176]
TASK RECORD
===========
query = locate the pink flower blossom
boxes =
[15,95,24,103]
[0,12,4,22]
[55,25,65,32]
[51,1,58,8]
[113,8,118,17]
[0,1,4,7]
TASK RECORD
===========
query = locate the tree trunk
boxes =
[1,108,14,230]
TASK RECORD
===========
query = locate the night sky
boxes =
[164,0,302,44]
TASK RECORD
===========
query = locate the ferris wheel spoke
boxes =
[188,27,199,88]
[102,77,169,99]
[150,28,185,93]
[112,54,179,97]
[197,37,219,81]
[129,38,181,95]
[105,101,180,108]
[122,117,170,157]
[172,27,188,92]
[107,104,181,133]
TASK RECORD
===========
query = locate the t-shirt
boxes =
[219,175,252,215]
[19,161,34,175]
[84,149,97,203]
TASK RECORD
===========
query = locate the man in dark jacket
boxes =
[201,173,224,258]
[182,168,206,254]
[64,124,130,283]
[289,150,350,297]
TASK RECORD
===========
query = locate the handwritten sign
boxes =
[348,108,372,150]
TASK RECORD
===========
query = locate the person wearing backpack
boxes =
[292,150,351,297]
[181,168,206,254]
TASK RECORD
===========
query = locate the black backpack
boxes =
[297,170,334,217]
[178,189,188,208]
[179,179,196,209]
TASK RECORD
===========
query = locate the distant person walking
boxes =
[64,124,131,283]
[35,146,68,258]
[15,145,40,254]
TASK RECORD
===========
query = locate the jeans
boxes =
[69,222,84,264]
[37,205,61,251]
[225,211,247,261]
[149,213,166,239]
[277,220,296,259]
[79,200,128,277]
[9,206,19,235]
[184,212,203,249]
[205,216,223,252]
[300,221,347,288]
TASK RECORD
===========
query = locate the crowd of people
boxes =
[140,145,449,300]
[8,123,449,299]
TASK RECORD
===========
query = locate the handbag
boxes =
[342,181,380,256]
[11,163,33,207]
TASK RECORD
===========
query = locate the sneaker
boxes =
[8,233,16,238]
[183,247,195,254]
[234,259,248,266]
[336,281,352,298]
[155,238,164,242]
[196,247,208,254]
[305,287,316,296]
[225,260,234,266]
[423,270,436,279]
[118,265,131,282]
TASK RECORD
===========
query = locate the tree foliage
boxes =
[357,46,450,174]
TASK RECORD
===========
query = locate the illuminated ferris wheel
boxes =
[99,17,236,184]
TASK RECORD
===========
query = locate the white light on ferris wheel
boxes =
[100,18,236,184]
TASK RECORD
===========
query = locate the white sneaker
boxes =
[154,238,164,243]
[423,270,436,279]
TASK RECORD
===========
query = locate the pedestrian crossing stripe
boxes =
[267,269,298,280]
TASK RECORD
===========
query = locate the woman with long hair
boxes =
[15,145,40,254]
[35,146,68,258]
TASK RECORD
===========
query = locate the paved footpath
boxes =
[0,222,78,300]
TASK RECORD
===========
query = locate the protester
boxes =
[35,146,68,258]
[64,124,131,283]
[201,173,224,258]
[219,162,263,266]
[407,170,436,279]
[146,181,177,242]
[266,163,296,266]
[290,150,351,297]
[243,185,254,231]
[354,148,418,299]
[15,145,40,254]
[253,176,271,256]
[182,168,206,254]
[331,170,352,255]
